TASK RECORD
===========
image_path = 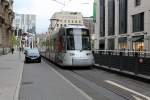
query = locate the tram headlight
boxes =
[86,53,92,56]
[70,53,75,56]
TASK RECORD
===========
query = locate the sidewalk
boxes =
[0,51,24,100]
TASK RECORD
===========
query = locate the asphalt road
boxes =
[19,60,92,100]
[19,59,150,100]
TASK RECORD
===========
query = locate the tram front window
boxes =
[66,28,91,50]
[67,36,75,50]
[82,36,91,50]
[82,29,91,50]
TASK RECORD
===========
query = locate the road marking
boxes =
[44,61,93,100]
[132,95,144,100]
[105,80,150,100]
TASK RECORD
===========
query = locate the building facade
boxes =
[13,14,36,35]
[49,11,83,33]
[95,0,150,51]
[13,14,36,49]
[83,17,95,49]
[83,17,95,35]
[0,0,14,53]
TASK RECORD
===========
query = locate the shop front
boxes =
[132,35,144,51]
[118,37,127,50]
[99,39,105,50]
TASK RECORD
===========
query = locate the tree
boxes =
[11,33,17,48]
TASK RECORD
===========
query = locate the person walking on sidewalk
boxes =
[19,47,21,52]
[11,48,14,54]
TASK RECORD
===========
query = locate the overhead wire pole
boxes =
[51,0,72,10]
[51,0,65,6]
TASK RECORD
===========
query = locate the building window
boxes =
[108,38,115,50]
[118,37,127,50]
[108,0,115,36]
[72,20,74,23]
[135,0,141,6]
[60,24,62,27]
[57,24,59,27]
[132,12,144,32]
[68,20,70,23]
[100,0,105,37]
[119,0,128,34]
[79,20,81,23]
[132,35,144,51]
[99,40,105,50]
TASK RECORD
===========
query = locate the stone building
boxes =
[94,0,150,51]
[13,14,36,49]
[83,17,95,35]
[0,0,14,54]
[83,17,95,49]
[49,11,83,34]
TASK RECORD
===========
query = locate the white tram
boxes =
[41,25,95,67]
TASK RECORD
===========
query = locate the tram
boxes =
[41,25,94,67]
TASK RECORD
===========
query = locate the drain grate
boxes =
[0,67,12,70]
[22,81,34,85]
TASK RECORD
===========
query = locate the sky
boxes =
[14,0,94,33]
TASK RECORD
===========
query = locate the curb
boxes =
[13,54,24,100]
[94,64,150,83]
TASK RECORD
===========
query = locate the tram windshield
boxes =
[66,28,91,50]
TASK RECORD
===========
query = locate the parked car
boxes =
[24,48,41,63]
[24,47,30,53]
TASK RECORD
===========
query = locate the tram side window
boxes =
[67,36,75,50]
[66,28,73,35]
[59,29,66,52]
[52,38,56,52]
[57,34,66,52]
[62,36,66,52]
[81,29,90,36]
[66,28,75,50]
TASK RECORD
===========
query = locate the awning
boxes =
[132,35,144,42]
[118,37,127,43]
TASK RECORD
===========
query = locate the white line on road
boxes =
[43,61,94,100]
[105,80,150,100]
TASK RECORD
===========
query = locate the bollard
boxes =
[139,58,143,64]
[119,52,123,56]
[135,52,138,57]
[134,57,139,75]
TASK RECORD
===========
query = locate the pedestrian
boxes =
[22,47,24,52]
[11,48,14,54]
[19,47,21,52]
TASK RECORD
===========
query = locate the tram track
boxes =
[70,68,150,100]
[44,58,150,100]
[69,68,130,100]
